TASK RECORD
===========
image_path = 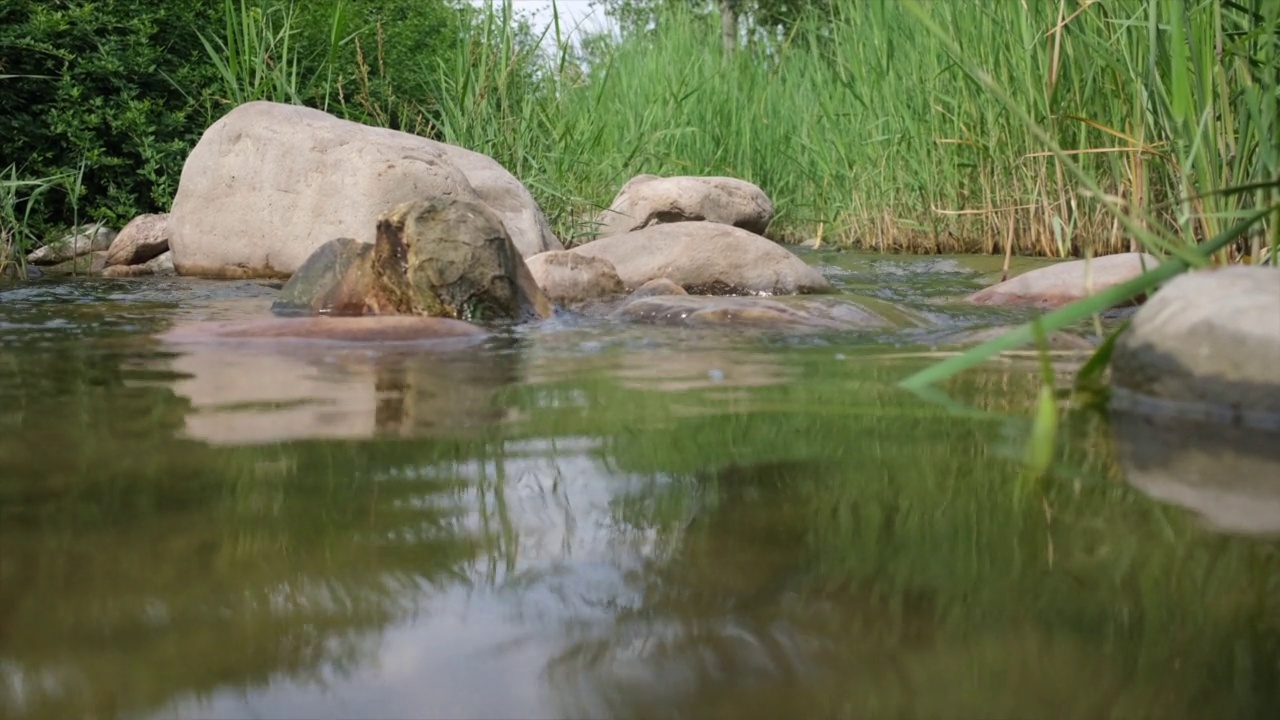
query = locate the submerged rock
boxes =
[169,101,561,278]
[525,250,626,306]
[570,221,833,296]
[105,213,170,267]
[614,294,891,330]
[935,325,1097,352]
[26,223,116,265]
[594,174,774,238]
[1110,265,1280,429]
[273,197,553,322]
[966,252,1161,309]
[160,315,487,345]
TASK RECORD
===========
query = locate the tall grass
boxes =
[431,1,1276,260]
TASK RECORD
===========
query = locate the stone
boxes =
[43,250,109,276]
[614,295,891,331]
[569,221,833,295]
[935,325,1097,352]
[1114,411,1280,536]
[272,197,553,323]
[105,213,170,266]
[525,250,626,306]
[966,252,1161,309]
[26,223,116,265]
[631,278,688,298]
[101,250,176,278]
[594,174,774,238]
[169,101,562,278]
[159,315,487,345]
[1110,265,1280,429]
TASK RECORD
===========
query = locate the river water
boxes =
[1,251,1276,719]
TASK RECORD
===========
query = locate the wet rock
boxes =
[966,252,1160,309]
[594,174,774,238]
[101,250,176,278]
[43,250,109,276]
[570,221,833,296]
[169,101,561,278]
[273,198,553,322]
[614,294,890,330]
[525,250,626,306]
[160,315,487,345]
[631,278,688,298]
[1110,265,1280,429]
[936,325,1097,352]
[105,213,170,266]
[1114,411,1280,536]
[26,223,116,265]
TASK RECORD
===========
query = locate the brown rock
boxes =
[105,213,170,266]
[102,250,176,278]
[160,315,488,345]
[525,250,626,306]
[594,175,774,237]
[966,252,1161,309]
[631,278,688,298]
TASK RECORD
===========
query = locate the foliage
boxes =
[0,0,223,239]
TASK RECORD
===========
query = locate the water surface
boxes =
[2,251,1276,720]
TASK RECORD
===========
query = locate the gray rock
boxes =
[1110,265,1280,428]
[26,223,116,265]
[570,221,833,296]
[105,213,170,266]
[525,250,626,306]
[966,252,1161,309]
[936,325,1097,352]
[43,250,109,276]
[273,197,553,323]
[1114,411,1280,536]
[101,250,176,278]
[169,101,562,278]
[594,174,774,238]
[614,294,890,330]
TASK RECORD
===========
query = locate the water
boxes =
[1,252,1276,720]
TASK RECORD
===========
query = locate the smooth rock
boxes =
[44,250,109,276]
[160,315,487,345]
[105,213,170,266]
[101,250,176,278]
[966,252,1161,309]
[1114,411,1280,536]
[570,221,833,295]
[169,101,561,278]
[273,197,553,322]
[615,295,890,330]
[26,223,116,265]
[594,174,774,238]
[631,278,688,298]
[1110,265,1280,428]
[936,325,1097,352]
[525,250,626,306]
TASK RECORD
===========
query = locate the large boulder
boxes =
[272,197,554,323]
[569,221,833,295]
[1110,265,1280,429]
[525,250,626,306]
[966,252,1161,309]
[594,174,773,238]
[105,213,170,267]
[168,101,562,278]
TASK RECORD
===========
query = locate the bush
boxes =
[0,0,223,239]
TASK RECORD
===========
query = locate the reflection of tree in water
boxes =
[0,341,516,720]
[536,377,1280,720]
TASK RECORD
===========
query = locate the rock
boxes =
[272,197,553,322]
[966,252,1161,309]
[26,223,116,265]
[935,325,1097,352]
[631,278,688,298]
[43,250,109,276]
[101,250,176,278]
[570,221,833,295]
[525,251,626,306]
[614,295,890,331]
[594,174,774,238]
[105,213,170,266]
[160,315,487,345]
[1114,411,1280,536]
[169,101,562,278]
[1110,266,1280,429]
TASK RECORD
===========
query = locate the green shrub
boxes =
[0,0,223,239]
